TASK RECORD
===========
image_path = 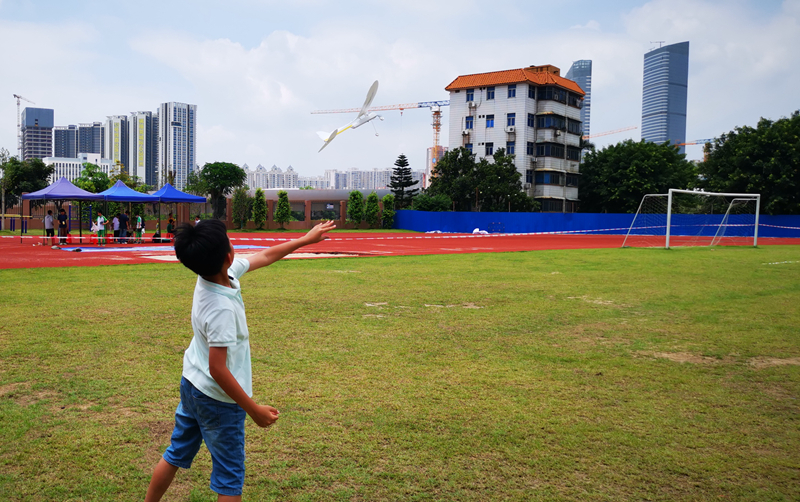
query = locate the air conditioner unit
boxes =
[462,129,470,136]
[530,158,538,167]
[523,183,532,189]
[467,101,477,108]
[505,126,516,133]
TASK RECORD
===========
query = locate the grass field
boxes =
[1,246,799,501]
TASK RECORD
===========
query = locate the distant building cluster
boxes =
[22,41,690,207]
[242,164,424,191]
[23,102,197,191]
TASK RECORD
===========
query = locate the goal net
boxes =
[622,189,760,248]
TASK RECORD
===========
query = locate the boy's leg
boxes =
[144,458,179,502]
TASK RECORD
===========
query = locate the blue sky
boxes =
[1,0,798,177]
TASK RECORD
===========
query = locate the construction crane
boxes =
[312,99,450,171]
[582,126,637,140]
[13,94,35,160]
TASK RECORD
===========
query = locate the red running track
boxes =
[1,232,798,270]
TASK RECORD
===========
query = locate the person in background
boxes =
[43,210,55,244]
[119,211,130,244]
[195,215,201,226]
[167,212,175,237]
[112,214,120,243]
[134,212,145,244]
[96,210,108,246]
[57,208,68,245]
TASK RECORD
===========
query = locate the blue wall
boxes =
[395,210,800,238]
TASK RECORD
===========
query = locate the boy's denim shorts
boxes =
[163,377,247,496]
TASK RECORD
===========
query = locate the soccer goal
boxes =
[622,189,760,248]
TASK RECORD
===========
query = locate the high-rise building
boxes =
[642,41,689,154]
[445,65,585,212]
[129,111,159,186]
[565,60,592,139]
[104,115,129,172]
[78,122,104,155]
[158,102,197,190]
[21,107,54,160]
[53,125,78,158]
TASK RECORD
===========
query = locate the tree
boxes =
[231,187,252,229]
[388,154,419,209]
[579,139,697,213]
[427,147,534,212]
[427,147,480,211]
[2,157,55,210]
[274,190,291,229]
[347,190,364,226]
[73,162,110,194]
[0,148,10,229]
[364,191,380,228]
[381,194,395,229]
[412,193,452,211]
[184,170,208,196]
[199,162,247,219]
[700,110,800,215]
[252,188,267,229]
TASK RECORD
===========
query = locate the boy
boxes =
[57,208,68,245]
[134,212,144,244]
[145,219,336,501]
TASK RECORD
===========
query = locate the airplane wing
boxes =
[357,80,379,118]
[318,129,339,152]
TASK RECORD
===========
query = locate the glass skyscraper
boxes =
[641,41,689,154]
[21,107,54,160]
[158,102,197,190]
[565,60,591,138]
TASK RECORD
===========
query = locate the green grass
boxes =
[1,246,799,501]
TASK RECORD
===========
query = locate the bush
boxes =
[347,191,364,226]
[252,188,267,229]
[381,194,395,229]
[364,192,380,228]
[274,190,291,229]
[412,193,452,212]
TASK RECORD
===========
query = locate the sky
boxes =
[1,0,798,177]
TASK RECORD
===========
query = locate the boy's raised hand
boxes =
[302,220,337,244]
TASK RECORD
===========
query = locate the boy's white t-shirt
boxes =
[183,257,252,403]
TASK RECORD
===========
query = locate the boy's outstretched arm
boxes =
[209,347,279,427]
[246,220,336,272]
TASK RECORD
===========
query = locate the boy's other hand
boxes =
[251,404,280,428]
[302,220,337,244]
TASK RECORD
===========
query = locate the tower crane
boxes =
[312,99,450,168]
[582,126,637,140]
[13,94,35,160]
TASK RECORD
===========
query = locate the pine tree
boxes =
[388,154,419,209]
[252,188,267,229]
[274,190,292,229]
[364,191,380,228]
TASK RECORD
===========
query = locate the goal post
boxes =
[623,189,760,249]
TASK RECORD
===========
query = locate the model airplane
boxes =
[317,80,384,152]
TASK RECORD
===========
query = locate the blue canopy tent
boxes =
[20,177,104,243]
[98,180,159,203]
[151,183,207,239]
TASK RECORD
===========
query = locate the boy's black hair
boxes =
[173,220,231,277]
[47,210,52,214]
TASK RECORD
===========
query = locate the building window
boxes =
[526,169,533,183]
[566,174,579,187]
[465,116,474,129]
[567,146,582,161]
[466,89,474,101]
[535,172,564,185]
[567,119,582,136]
[506,141,515,155]
[536,143,565,158]
[487,87,495,100]
[528,113,535,128]
[528,85,536,99]
[465,143,473,153]
[541,199,565,212]
[507,113,516,127]
[486,142,494,156]
[508,84,516,98]
[486,115,494,128]
[527,141,535,155]
[537,115,566,130]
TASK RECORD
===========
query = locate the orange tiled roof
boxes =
[445,66,585,96]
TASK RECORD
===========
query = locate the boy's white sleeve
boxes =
[228,257,251,279]
[205,308,237,347]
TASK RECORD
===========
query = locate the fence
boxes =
[394,210,800,238]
